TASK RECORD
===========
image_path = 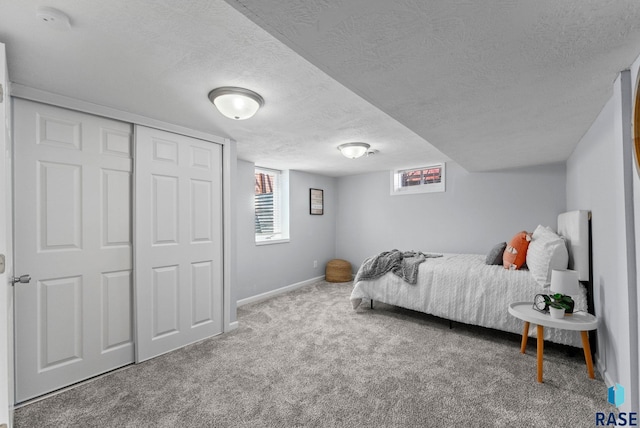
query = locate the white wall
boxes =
[0,42,13,427]
[335,162,566,269]
[566,70,638,412]
[236,160,337,301]
[224,141,238,326]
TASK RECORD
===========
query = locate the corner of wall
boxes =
[224,139,238,327]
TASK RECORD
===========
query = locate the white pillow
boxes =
[526,225,569,287]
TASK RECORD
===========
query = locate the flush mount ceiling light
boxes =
[338,142,371,159]
[208,87,264,120]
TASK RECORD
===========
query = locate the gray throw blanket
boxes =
[354,250,442,285]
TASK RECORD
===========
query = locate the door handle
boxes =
[11,274,31,285]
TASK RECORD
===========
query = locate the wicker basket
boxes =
[325,259,353,283]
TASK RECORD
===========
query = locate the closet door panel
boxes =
[14,99,134,402]
[135,125,223,362]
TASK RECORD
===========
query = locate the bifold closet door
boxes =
[13,99,134,402]
[134,126,223,362]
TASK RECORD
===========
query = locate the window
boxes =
[255,167,289,244]
[390,163,445,195]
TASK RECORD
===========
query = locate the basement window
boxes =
[390,163,445,195]
[255,167,290,245]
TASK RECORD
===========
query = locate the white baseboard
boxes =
[237,276,325,307]
[225,321,239,333]
[595,354,614,387]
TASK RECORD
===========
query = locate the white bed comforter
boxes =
[350,253,588,347]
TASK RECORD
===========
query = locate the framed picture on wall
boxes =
[310,188,324,215]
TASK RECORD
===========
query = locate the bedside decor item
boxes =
[310,188,324,215]
[533,294,551,313]
[549,294,575,315]
[326,259,352,282]
[549,269,580,314]
[549,306,565,319]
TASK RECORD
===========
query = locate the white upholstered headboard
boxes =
[557,210,590,282]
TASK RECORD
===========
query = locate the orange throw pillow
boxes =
[503,231,532,270]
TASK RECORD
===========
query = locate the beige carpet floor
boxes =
[14,280,612,427]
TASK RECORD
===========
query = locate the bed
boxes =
[350,210,592,348]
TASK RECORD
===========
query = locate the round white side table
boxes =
[508,302,598,383]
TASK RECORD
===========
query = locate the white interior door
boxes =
[134,126,223,362]
[13,99,134,402]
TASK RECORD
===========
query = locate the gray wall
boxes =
[335,162,567,269]
[236,159,337,300]
[631,54,640,416]
[566,71,637,412]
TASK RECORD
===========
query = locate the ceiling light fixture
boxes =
[208,87,264,120]
[338,142,371,159]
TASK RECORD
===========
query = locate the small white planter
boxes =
[549,307,565,319]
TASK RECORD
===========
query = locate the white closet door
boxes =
[14,99,134,402]
[134,125,223,362]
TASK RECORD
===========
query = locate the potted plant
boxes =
[549,293,575,318]
[549,302,566,319]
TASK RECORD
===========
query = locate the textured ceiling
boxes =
[227,0,640,171]
[1,1,640,175]
[0,0,446,177]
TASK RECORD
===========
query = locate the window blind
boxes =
[255,168,282,236]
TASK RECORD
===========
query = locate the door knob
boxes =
[11,274,31,284]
